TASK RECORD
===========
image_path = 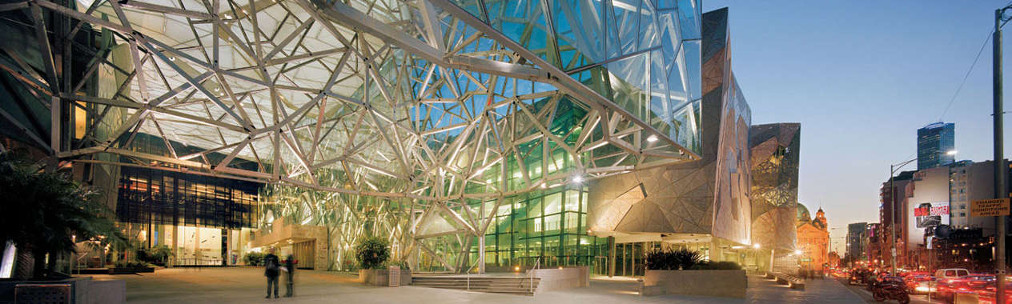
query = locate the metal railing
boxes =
[74,255,89,275]
[528,257,541,295]
[465,258,481,291]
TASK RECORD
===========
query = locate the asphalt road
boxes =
[836,278,944,304]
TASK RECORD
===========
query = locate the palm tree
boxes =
[0,151,125,279]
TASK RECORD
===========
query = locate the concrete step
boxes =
[411,276,540,296]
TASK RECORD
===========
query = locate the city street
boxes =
[836,278,944,304]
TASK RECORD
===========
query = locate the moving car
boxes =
[934,268,971,280]
[902,273,935,294]
[937,273,990,303]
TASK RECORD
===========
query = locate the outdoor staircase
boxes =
[411,275,541,296]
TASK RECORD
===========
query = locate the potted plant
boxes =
[356,237,405,286]
[356,236,390,270]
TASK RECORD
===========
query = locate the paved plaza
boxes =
[79,268,871,304]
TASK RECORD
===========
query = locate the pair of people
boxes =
[264,248,296,298]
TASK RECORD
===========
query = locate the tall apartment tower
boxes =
[917,122,955,170]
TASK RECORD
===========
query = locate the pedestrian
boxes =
[264,248,281,299]
[284,254,296,297]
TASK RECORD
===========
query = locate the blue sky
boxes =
[700,0,1012,250]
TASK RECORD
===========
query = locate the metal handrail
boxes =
[528,257,541,294]
[74,254,89,274]
[464,258,480,290]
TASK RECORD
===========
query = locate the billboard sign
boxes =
[914,202,949,228]
[971,198,1011,217]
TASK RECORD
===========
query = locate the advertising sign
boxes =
[914,202,949,228]
[971,198,1011,217]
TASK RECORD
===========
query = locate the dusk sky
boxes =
[702,0,1012,251]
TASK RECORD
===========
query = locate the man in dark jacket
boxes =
[284,255,296,297]
[264,248,281,298]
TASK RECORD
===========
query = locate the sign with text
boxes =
[915,202,949,228]
[971,198,1011,217]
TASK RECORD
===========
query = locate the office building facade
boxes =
[846,222,868,262]
[917,122,955,170]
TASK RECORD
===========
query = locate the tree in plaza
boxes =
[355,236,390,270]
[0,151,125,279]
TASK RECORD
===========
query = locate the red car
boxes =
[903,273,935,294]
[937,276,984,301]
[969,276,1012,304]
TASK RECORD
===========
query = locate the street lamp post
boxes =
[887,151,956,275]
[995,5,1012,304]
[889,158,917,275]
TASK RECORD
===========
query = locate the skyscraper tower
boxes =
[917,122,955,170]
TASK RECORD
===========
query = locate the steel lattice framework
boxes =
[0,0,703,271]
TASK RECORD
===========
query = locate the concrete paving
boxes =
[79,268,867,303]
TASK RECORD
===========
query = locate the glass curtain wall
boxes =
[476,187,606,271]
[464,140,607,272]
[117,166,261,265]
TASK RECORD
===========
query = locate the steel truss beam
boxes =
[4,0,704,272]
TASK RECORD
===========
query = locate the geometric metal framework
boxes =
[749,122,800,255]
[0,0,703,272]
[587,7,750,248]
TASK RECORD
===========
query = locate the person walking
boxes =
[264,248,281,299]
[283,254,296,297]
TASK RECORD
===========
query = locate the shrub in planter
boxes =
[243,252,265,266]
[112,260,153,273]
[388,260,410,271]
[138,245,173,266]
[646,248,702,270]
[646,250,676,270]
[114,261,151,268]
[689,261,742,270]
[355,237,389,269]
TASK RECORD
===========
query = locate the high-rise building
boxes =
[866,223,883,267]
[917,122,955,170]
[948,160,998,234]
[880,171,915,268]
[846,222,868,262]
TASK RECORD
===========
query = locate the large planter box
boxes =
[359,268,412,286]
[530,266,590,292]
[109,267,154,274]
[0,277,125,304]
[643,270,746,298]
